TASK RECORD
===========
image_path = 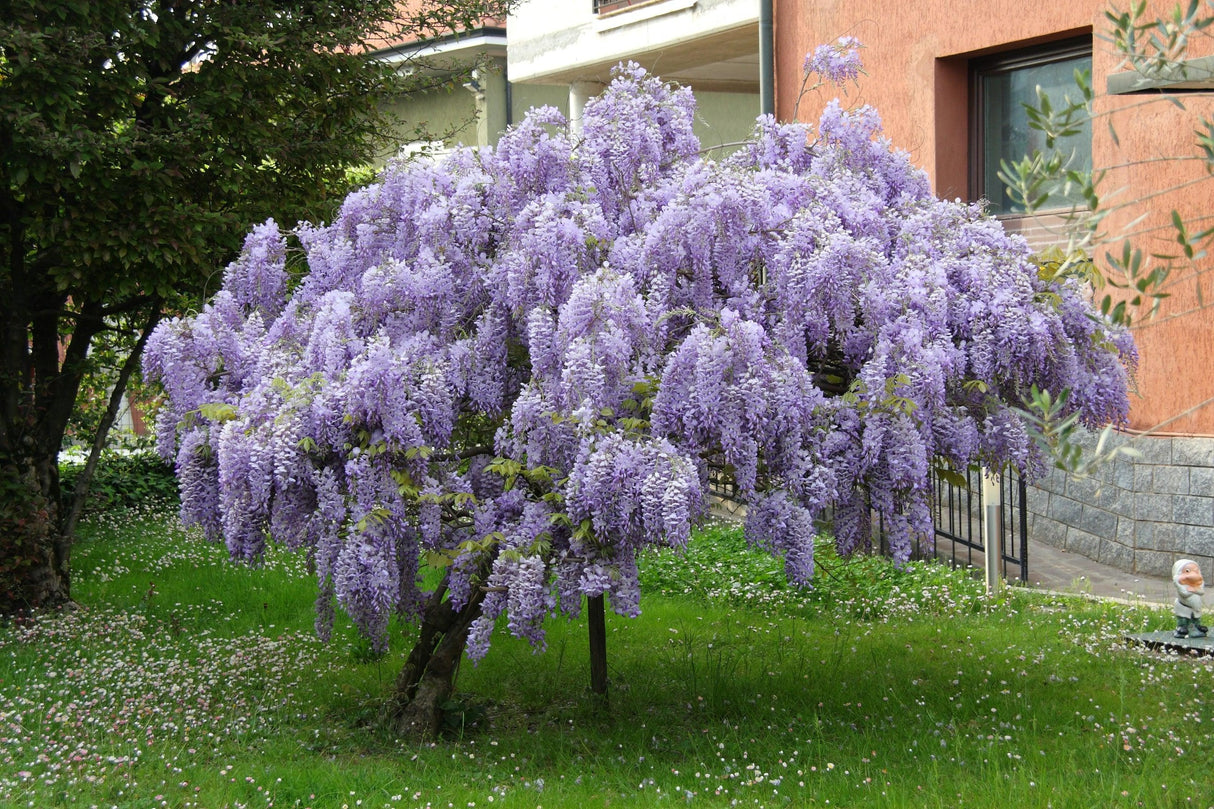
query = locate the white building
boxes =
[507,0,765,153]
[369,19,564,159]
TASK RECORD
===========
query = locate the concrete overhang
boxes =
[509,0,759,93]
[516,24,759,92]
[371,28,508,70]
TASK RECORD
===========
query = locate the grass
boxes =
[2,511,1212,808]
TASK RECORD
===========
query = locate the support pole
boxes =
[759,0,775,116]
[982,469,1003,595]
[588,594,608,696]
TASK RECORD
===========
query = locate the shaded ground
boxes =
[1026,541,1177,606]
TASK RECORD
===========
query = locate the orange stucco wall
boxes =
[774,0,1214,434]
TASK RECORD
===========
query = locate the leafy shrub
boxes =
[639,522,989,621]
[638,521,797,612]
[59,448,179,514]
[809,538,990,620]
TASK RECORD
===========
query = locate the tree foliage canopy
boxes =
[0,0,509,611]
[145,53,1135,685]
[1,0,413,303]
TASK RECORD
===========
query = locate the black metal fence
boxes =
[709,462,1029,583]
[920,467,1029,583]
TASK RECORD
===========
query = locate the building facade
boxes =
[367,9,565,158]
[371,0,766,158]
[506,0,763,151]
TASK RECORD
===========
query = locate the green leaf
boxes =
[935,467,969,490]
[423,549,454,569]
[199,402,237,423]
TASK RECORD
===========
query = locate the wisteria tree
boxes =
[145,43,1135,738]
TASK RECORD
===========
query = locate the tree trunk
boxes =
[0,253,104,614]
[62,307,162,539]
[387,580,486,739]
[0,452,70,613]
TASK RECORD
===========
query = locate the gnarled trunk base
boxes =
[1,456,71,614]
[386,583,485,739]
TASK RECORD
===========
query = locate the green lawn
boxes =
[1,509,1211,808]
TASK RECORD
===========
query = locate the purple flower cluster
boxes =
[221,220,288,322]
[145,52,1133,661]
[803,36,864,86]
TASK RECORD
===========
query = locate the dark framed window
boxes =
[970,38,1092,215]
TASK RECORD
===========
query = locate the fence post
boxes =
[982,468,1002,595]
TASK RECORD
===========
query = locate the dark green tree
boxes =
[0,0,508,612]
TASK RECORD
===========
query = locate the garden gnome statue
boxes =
[1172,558,1208,639]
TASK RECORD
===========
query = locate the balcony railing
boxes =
[593,0,651,14]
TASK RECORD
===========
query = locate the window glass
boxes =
[975,45,1091,214]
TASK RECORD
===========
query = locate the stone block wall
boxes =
[1027,431,1214,577]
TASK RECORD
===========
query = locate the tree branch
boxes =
[62,303,163,537]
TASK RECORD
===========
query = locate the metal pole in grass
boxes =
[983,468,1003,595]
[588,594,608,698]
